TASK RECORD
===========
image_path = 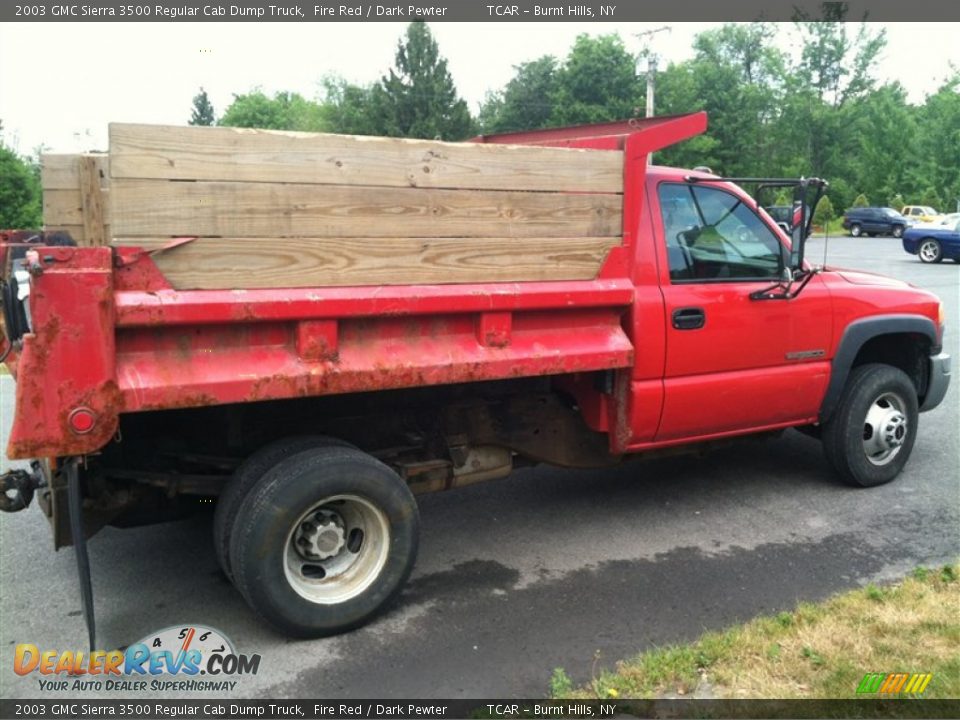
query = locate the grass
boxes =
[552,564,959,700]
[811,219,847,236]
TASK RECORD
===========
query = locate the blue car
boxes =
[902,215,960,263]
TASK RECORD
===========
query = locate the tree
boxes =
[0,143,41,228]
[910,74,960,212]
[321,77,380,135]
[793,7,886,107]
[852,84,915,208]
[786,9,887,188]
[219,90,328,131]
[852,193,870,207]
[550,34,642,126]
[812,194,834,229]
[371,21,473,140]
[479,56,558,133]
[189,87,216,126]
[668,23,786,177]
[919,188,944,210]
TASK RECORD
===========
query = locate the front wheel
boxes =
[918,239,943,264]
[230,446,419,637]
[892,225,905,238]
[849,224,863,237]
[821,364,919,487]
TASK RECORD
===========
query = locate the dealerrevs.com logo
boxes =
[14,625,261,692]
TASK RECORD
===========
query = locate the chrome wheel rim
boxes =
[862,391,908,466]
[284,494,389,604]
[919,241,939,262]
[851,226,861,237]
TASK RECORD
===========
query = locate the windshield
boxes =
[883,209,901,218]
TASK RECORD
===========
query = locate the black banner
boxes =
[3,0,960,22]
[4,699,960,720]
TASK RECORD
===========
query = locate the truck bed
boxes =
[7,114,708,459]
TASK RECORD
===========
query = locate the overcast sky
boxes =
[1,22,957,154]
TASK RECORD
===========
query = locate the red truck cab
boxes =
[0,113,950,640]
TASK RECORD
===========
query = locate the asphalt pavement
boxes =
[1,234,957,700]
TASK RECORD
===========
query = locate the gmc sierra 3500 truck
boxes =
[0,113,950,642]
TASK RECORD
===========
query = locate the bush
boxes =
[812,195,835,227]
[0,145,41,229]
[889,193,905,210]
[852,193,870,208]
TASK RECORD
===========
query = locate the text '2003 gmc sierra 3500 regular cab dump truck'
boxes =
[0,112,951,642]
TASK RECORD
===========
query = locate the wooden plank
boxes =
[42,154,111,246]
[108,236,620,289]
[111,181,621,239]
[79,156,107,246]
[110,123,624,194]
[41,154,109,190]
[43,189,112,226]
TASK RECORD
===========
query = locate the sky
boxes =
[0,21,958,154]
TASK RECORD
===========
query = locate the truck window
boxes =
[659,183,784,281]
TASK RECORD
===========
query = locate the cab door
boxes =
[650,180,833,443]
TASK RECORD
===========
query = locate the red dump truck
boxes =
[0,113,950,641]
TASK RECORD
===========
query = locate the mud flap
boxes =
[66,460,96,651]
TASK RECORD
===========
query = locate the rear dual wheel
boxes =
[214,435,352,582]
[217,441,419,637]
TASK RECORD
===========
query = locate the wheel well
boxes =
[852,333,929,399]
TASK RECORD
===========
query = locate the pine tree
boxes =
[189,87,216,126]
[372,22,473,140]
[812,195,835,229]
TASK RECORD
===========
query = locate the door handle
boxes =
[672,307,705,330]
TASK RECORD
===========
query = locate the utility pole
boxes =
[635,26,671,163]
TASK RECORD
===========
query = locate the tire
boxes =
[918,239,943,264]
[214,435,353,582]
[892,225,904,239]
[849,224,862,237]
[821,364,919,488]
[230,445,419,637]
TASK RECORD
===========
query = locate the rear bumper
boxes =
[920,351,951,412]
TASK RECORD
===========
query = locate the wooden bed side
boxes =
[107,124,627,289]
[41,153,110,246]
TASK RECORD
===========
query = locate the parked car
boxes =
[762,203,805,235]
[912,212,960,230]
[901,205,942,224]
[842,207,909,238]
[764,205,794,225]
[902,215,960,263]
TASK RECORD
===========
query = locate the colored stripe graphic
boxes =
[858,672,933,695]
